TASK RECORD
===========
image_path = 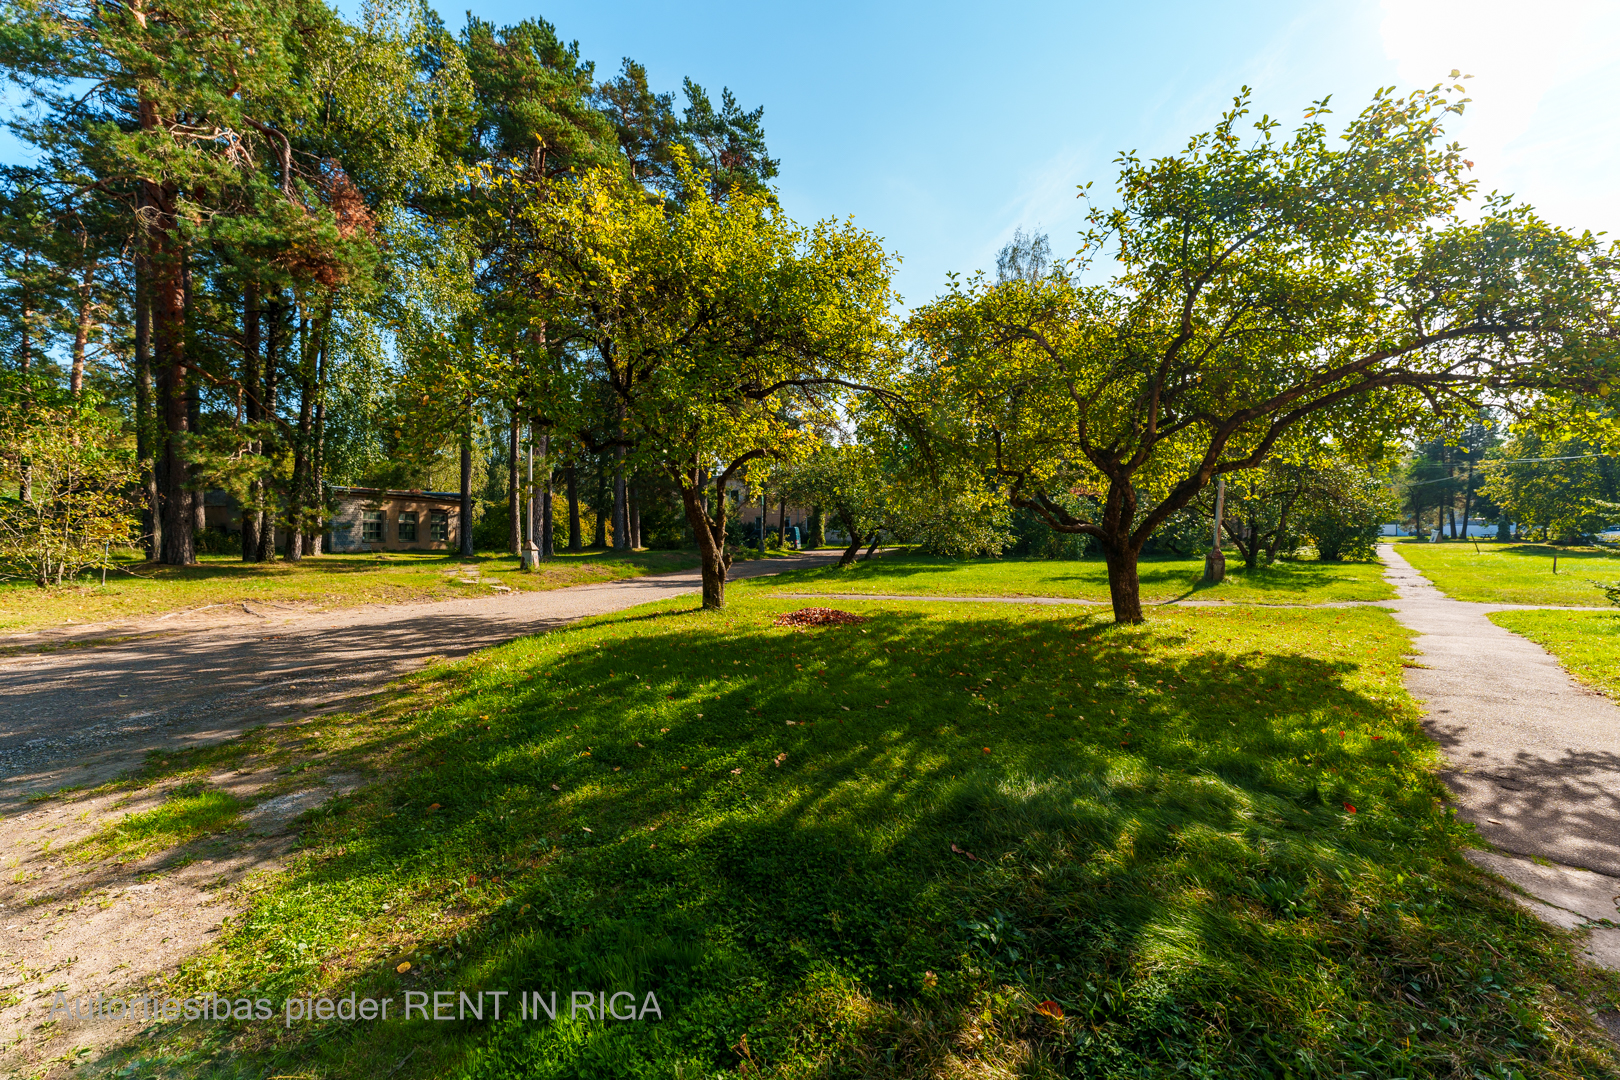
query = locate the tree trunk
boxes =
[310,318,327,556]
[777,498,787,545]
[507,412,520,554]
[566,464,581,552]
[593,455,607,548]
[256,297,280,562]
[612,446,628,550]
[241,279,260,561]
[69,264,94,398]
[677,474,730,609]
[459,416,474,557]
[628,480,641,549]
[150,179,194,565]
[286,315,312,562]
[810,506,824,549]
[862,533,881,560]
[837,508,863,566]
[540,431,553,557]
[134,256,160,561]
[1101,536,1144,624]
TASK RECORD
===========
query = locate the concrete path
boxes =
[0,553,843,808]
[1379,543,1620,971]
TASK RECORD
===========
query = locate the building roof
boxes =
[329,486,463,503]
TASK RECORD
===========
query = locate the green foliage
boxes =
[0,392,136,585]
[1007,505,1091,558]
[1300,465,1398,562]
[909,83,1620,622]
[1479,430,1620,542]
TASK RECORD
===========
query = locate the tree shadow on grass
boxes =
[90,604,1620,1080]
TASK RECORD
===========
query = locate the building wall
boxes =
[328,494,460,553]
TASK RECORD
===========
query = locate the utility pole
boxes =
[1204,476,1226,584]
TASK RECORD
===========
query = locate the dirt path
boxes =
[0,554,841,807]
[0,553,842,1077]
[1379,543,1620,974]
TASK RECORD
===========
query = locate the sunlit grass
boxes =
[78,784,243,860]
[0,549,700,635]
[1397,539,1620,606]
[745,551,1392,605]
[105,597,1619,1079]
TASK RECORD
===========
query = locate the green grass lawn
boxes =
[105,597,1618,1079]
[744,552,1392,605]
[0,548,700,635]
[1491,609,1620,700]
[1395,539,1620,606]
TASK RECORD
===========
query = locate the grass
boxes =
[76,783,244,860]
[101,597,1618,1079]
[1490,609,1620,700]
[744,551,1392,605]
[1395,539,1620,606]
[0,548,700,636]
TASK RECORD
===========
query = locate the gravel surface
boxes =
[0,553,843,809]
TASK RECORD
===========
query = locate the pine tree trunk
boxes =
[286,315,312,562]
[134,255,160,561]
[256,297,280,562]
[459,416,474,557]
[566,464,581,552]
[241,280,260,561]
[310,316,327,556]
[150,177,194,565]
[69,264,94,398]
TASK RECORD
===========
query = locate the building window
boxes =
[362,510,385,543]
[398,511,418,542]
[430,509,449,542]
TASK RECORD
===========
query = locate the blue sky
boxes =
[7,0,1616,309]
[486,0,1620,307]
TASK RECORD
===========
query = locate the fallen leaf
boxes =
[469,875,477,885]
[427,803,441,812]
[550,784,560,791]
[1343,803,1357,813]
[841,706,850,711]
[922,970,938,990]
[1035,1000,1064,1019]
[613,766,621,772]
[729,767,742,774]
[773,753,787,766]
[582,827,593,832]
[660,728,669,733]
[785,721,796,726]
[1371,735,1384,740]
[636,742,645,747]
[949,843,979,862]
[396,961,411,974]
[982,747,991,754]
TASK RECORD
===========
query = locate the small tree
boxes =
[0,397,135,585]
[486,156,899,607]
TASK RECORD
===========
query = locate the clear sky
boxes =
[6,0,1615,308]
[481,0,1619,308]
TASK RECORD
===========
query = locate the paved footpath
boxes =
[1379,543,1620,971]
[0,553,842,808]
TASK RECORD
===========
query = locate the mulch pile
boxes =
[772,607,870,630]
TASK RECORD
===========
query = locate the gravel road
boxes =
[0,553,841,808]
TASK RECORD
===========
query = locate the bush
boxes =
[1303,495,1387,561]
[1005,507,1090,558]
[195,527,241,556]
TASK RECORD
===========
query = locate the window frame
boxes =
[397,510,418,542]
[429,509,449,542]
[361,509,385,543]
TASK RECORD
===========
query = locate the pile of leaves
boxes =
[772,607,869,629]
